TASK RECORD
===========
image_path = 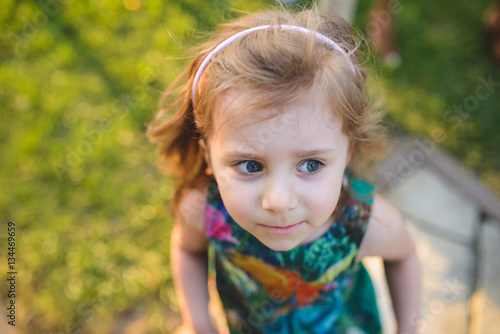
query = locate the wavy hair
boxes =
[147,8,387,212]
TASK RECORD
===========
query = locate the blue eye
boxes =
[234,160,263,174]
[298,159,323,173]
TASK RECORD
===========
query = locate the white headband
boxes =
[191,24,356,107]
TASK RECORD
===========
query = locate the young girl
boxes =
[148,8,420,334]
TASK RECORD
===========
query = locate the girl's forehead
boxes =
[212,90,339,132]
[209,90,345,147]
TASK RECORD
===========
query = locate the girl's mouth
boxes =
[258,221,304,235]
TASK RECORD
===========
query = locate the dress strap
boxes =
[341,171,376,248]
[344,170,376,205]
[204,180,241,246]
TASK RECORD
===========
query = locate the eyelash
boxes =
[298,159,325,175]
[231,159,325,175]
[231,160,262,176]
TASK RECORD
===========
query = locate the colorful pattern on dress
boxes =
[205,171,382,334]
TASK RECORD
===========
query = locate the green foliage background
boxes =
[0,0,498,333]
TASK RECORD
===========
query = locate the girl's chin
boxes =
[264,243,298,252]
[256,235,302,252]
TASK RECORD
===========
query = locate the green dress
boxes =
[205,172,382,334]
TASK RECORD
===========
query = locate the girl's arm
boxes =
[384,248,420,334]
[356,194,421,334]
[170,188,218,334]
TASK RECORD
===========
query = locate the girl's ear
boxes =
[199,139,212,170]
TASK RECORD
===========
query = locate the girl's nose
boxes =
[261,177,299,213]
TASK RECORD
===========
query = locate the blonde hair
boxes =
[147,8,387,211]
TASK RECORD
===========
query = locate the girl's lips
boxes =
[259,221,304,235]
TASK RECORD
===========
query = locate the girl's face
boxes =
[206,91,350,251]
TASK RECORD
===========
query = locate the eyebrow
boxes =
[220,148,336,159]
[295,148,336,157]
[220,151,259,159]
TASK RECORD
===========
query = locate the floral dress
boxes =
[205,172,382,334]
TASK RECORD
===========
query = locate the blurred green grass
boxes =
[0,0,499,333]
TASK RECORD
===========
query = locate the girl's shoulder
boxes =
[177,184,209,236]
[356,194,416,261]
